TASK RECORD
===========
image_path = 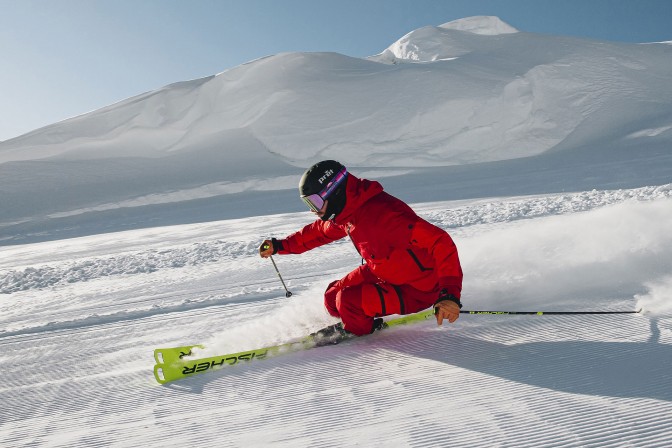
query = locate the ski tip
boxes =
[154,365,167,385]
[153,344,206,365]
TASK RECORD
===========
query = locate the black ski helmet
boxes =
[299,160,348,221]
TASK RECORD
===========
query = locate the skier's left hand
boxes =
[434,300,460,325]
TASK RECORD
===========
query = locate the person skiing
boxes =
[259,160,463,336]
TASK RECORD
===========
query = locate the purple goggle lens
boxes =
[301,167,348,212]
[301,193,324,213]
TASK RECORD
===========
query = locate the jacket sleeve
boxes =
[410,217,463,299]
[277,220,347,255]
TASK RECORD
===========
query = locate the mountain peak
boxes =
[439,16,518,35]
[371,16,519,63]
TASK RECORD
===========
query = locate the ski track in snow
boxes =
[2,186,672,447]
[0,240,255,294]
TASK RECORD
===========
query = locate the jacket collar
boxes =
[331,174,383,225]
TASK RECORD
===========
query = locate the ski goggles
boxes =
[300,167,348,212]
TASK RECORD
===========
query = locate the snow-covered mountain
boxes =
[6,16,668,166]
[2,16,672,447]
[1,16,671,245]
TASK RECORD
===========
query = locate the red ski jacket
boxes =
[278,174,463,298]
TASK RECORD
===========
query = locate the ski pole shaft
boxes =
[262,242,293,297]
[269,255,292,297]
[459,309,641,315]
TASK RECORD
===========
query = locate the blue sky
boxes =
[1,0,671,142]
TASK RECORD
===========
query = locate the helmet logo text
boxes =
[318,169,334,184]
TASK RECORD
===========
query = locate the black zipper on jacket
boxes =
[407,249,433,272]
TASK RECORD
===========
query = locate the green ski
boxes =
[153,309,435,384]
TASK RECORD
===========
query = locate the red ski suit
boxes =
[278,174,463,335]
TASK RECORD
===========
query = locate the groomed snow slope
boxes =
[1,184,672,447]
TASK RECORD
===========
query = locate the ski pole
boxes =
[269,255,292,297]
[458,309,641,315]
[262,243,293,298]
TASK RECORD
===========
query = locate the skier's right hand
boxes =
[259,238,282,258]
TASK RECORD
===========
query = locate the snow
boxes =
[439,16,520,35]
[1,15,672,447]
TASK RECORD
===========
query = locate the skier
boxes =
[259,160,463,336]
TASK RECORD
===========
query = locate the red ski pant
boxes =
[324,281,439,336]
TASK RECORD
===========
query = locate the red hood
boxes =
[332,174,384,225]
